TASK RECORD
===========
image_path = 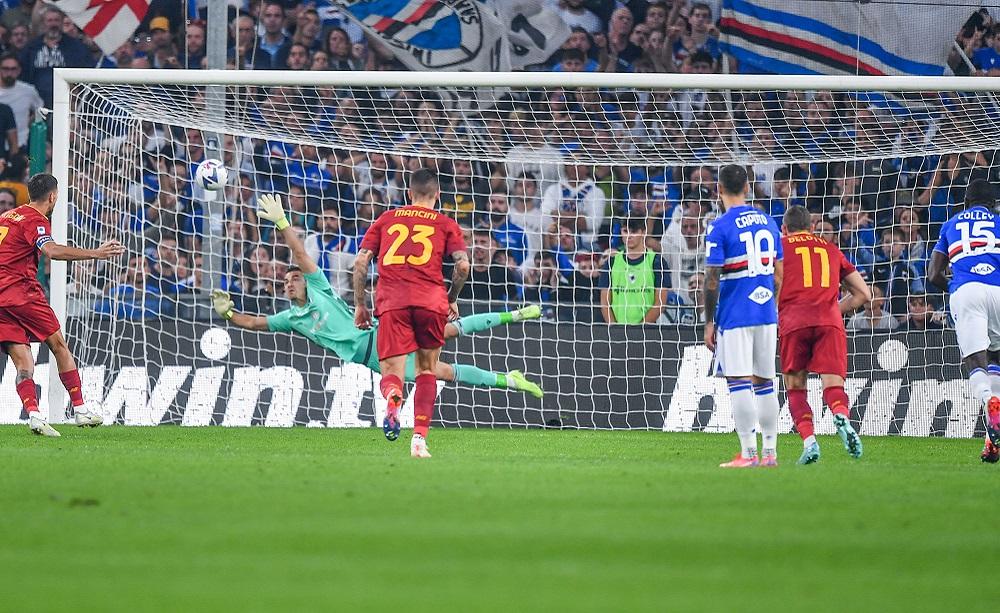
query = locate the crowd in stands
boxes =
[0,0,991,328]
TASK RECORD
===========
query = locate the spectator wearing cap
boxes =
[541,158,605,250]
[179,21,206,69]
[599,217,668,324]
[554,0,602,34]
[18,6,92,107]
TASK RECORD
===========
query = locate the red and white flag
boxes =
[44,0,152,55]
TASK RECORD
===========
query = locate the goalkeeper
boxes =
[212,194,543,398]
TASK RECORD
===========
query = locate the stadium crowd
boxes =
[0,0,992,328]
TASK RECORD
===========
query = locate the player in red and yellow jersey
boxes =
[353,168,470,458]
[779,206,871,464]
[0,173,124,436]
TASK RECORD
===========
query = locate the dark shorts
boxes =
[376,307,447,360]
[0,301,60,345]
[780,325,847,379]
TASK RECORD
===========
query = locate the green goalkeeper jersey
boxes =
[266,270,373,363]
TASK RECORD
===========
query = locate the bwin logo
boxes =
[971,263,996,275]
[748,286,773,305]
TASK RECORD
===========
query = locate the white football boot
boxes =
[74,409,103,428]
[410,434,432,459]
[29,413,60,437]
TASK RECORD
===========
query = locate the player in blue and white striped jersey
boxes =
[928,179,1000,462]
[703,165,784,468]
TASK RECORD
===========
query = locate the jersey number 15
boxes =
[957,220,996,254]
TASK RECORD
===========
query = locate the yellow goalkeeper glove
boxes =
[211,289,234,320]
[257,193,289,230]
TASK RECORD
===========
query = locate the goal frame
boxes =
[49,67,1000,423]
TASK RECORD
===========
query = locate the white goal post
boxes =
[44,68,1000,435]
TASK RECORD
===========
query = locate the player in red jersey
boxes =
[352,168,470,458]
[0,173,124,437]
[778,206,871,464]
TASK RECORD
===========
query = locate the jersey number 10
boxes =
[738,229,776,276]
[794,246,831,288]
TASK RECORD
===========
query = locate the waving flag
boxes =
[720,0,973,76]
[45,0,151,55]
[333,0,510,71]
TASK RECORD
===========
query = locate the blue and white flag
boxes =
[720,0,975,76]
[332,0,509,71]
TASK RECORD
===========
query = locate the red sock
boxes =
[787,388,814,440]
[823,386,850,418]
[380,374,403,407]
[59,369,84,408]
[412,373,437,438]
[16,378,38,414]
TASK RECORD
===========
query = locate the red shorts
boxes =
[376,307,447,360]
[0,301,60,344]
[780,325,847,378]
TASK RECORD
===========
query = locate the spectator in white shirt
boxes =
[549,0,603,33]
[541,159,605,249]
[0,54,41,148]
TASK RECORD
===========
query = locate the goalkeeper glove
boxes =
[257,193,289,230]
[211,289,234,320]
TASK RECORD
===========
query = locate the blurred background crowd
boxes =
[0,0,995,330]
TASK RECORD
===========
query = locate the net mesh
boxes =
[58,77,990,435]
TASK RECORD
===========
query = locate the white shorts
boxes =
[951,282,1000,357]
[713,324,777,379]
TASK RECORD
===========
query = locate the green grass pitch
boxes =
[0,425,993,613]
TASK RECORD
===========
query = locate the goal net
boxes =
[36,69,999,437]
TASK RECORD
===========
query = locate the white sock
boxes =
[803,435,817,448]
[754,381,779,456]
[970,368,994,404]
[728,379,758,458]
[988,365,1000,396]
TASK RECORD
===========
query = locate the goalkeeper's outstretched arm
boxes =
[257,193,318,275]
[211,289,269,331]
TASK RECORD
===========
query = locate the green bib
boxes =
[610,251,656,324]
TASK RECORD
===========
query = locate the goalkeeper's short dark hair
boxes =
[409,167,439,200]
[966,178,995,207]
[27,173,57,202]
[783,205,812,233]
[718,164,748,197]
[286,265,302,275]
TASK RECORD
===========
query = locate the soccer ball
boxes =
[194,159,227,191]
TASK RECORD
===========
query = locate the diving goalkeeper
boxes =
[211,194,543,398]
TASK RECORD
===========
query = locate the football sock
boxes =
[803,435,817,448]
[453,312,512,336]
[16,378,38,414]
[452,364,506,388]
[754,381,779,455]
[787,388,815,442]
[379,374,403,406]
[969,368,994,405]
[823,386,851,418]
[988,365,1000,395]
[412,373,437,438]
[59,369,85,408]
[728,379,758,459]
